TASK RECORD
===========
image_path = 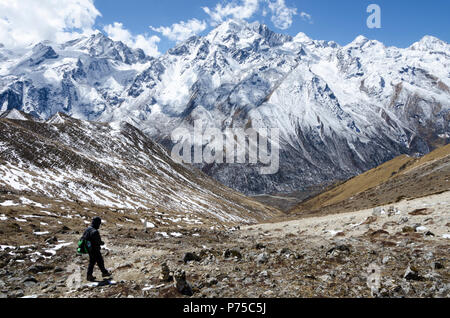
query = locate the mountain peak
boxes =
[293,32,312,43]
[207,19,291,47]
[349,35,369,47]
[410,35,448,51]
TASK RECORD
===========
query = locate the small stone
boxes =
[431,262,444,270]
[23,277,38,284]
[183,252,202,264]
[256,253,269,264]
[259,270,270,278]
[404,266,423,281]
[173,269,193,296]
[399,217,409,224]
[206,277,218,287]
[372,207,382,217]
[402,226,415,233]
[53,267,64,273]
[326,244,351,256]
[45,237,58,244]
[28,264,53,274]
[387,206,397,217]
[223,248,242,260]
[159,263,173,282]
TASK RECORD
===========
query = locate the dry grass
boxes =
[291,144,450,216]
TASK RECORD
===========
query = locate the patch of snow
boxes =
[0,200,18,207]
[33,231,50,236]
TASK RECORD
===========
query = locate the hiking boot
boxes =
[87,275,96,282]
[102,271,112,278]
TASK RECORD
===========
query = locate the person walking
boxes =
[81,216,112,282]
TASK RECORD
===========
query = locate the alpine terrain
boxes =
[0,17,449,299]
[1,20,449,194]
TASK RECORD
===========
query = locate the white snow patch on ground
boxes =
[33,231,50,236]
[0,200,18,207]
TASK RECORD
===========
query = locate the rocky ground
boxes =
[0,191,449,298]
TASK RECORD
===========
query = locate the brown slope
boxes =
[290,144,450,217]
[0,113,282,228]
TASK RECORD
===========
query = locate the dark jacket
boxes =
[82,217,104,252]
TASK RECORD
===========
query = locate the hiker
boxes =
[81,216,112,282]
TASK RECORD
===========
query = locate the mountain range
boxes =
[1,19,449,194]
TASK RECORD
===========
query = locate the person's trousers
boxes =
[87,250,107,277]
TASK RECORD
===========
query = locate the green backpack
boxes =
[77,239,91,254]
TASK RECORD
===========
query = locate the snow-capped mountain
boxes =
[1,20,449,194]
[0,112,279,224]
[0,31,151,120]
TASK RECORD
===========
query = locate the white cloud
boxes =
[267,0,298,30]
[104,22,161,57]
[202,0,309,30]
[202,0,260,25]
[300,12,313,24]
[0,0,100,48]
[150,19,207,43]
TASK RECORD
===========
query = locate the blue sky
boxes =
[93,0,450,54]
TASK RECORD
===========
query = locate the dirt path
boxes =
[243,191,450,241]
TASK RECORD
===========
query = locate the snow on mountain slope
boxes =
[0,20,449,194]
[0,113,280,224]
[0,31,151,120]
